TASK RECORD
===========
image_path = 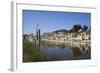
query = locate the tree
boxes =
[72,24,82,32]
[82,25,88,31]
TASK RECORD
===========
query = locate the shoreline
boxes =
[41,39,91,44]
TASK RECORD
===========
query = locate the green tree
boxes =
[82,25,88,31]
[72,24,82,32]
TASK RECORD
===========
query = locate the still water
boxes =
[39,41,91,61]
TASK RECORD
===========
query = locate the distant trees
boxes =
[72,24,82,32]
[82,25,88,31]
[51,24,89,33]
[71,24,89,32]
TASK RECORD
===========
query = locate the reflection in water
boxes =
[39,41,91,61]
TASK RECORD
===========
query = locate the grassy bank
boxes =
[23,41,41,62]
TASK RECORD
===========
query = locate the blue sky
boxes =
[23,10,91,35]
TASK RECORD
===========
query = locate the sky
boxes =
[23,10,91,35]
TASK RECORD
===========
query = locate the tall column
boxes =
[38,29,41,50]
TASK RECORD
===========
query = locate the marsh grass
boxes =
[23,41,42,62]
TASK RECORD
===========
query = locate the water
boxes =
[39,41,91,61]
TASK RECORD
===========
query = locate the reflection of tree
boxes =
[81,46,85,52]
[72,47,82,59]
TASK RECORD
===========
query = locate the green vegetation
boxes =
[23,41,41,62]
[72,24,82,32]
[23,41,52,62]
[82,25,88,31]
